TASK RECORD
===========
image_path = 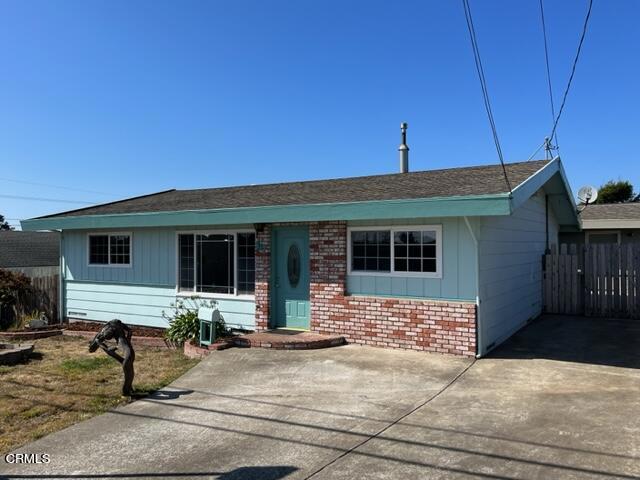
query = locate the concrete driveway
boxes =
[2,315,640,480]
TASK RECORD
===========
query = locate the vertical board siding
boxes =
[345,217,477,300]
[63,229,176,285]
[479,191,558,353]
[62,228,256,329]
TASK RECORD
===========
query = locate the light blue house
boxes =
[22,157,579,356]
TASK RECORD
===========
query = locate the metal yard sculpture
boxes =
[88,319,135,396]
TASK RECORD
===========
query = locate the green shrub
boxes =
[0,269,31,306]
[165,307,199,344]
[0,269,32,330]
[162,298,227,344]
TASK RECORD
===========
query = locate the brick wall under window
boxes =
[254,221,477,356]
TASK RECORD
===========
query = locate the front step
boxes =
[233,330,346,350]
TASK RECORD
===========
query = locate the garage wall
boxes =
[478,190,558,355]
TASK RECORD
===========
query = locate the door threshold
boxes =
[271,327,310,334]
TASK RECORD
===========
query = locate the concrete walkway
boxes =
[2,315,640,479]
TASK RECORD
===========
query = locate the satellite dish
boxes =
[577,185,598,205]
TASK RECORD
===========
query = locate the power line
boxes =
[461,0,512,193]
[548,0,594,142]
[539,0,559,150]
[526,140,546,161]
[0,194,96,205]
[0,176,113,196]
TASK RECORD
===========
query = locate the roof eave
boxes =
[20,193,512,231]
[509,156,580,228]
[581,219,640,230]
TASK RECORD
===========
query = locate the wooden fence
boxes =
[0,272,59,328]
[25,274,59,323]
[544,243,640,318]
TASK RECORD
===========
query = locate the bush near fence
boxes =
[0,268,59,329]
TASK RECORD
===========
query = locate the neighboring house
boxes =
[21,157,578,356]
[560,203,640,245]
[0,231,60,277]
[0,231,60,324]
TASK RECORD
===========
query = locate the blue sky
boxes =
[0,0,638,228]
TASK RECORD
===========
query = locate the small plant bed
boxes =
[163,298,236,357]
[0,335,198,455]
[183,338,234,358]
[63,330,172,348]
[65,320,166,338]
[0,329,63,341]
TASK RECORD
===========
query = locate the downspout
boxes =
[463,217,482,358]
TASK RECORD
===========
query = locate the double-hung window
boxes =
[348,225,442,277]
[88,234,131,266]
[178,231,255,296]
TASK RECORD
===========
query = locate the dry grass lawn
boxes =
[0,335,198,455]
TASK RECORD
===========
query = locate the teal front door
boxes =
[272,226,310,329]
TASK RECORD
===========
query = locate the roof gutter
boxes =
[21,193,512,231]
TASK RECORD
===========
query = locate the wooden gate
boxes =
[543,243,640,318]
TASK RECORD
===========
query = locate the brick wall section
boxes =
[254,225,271,331]
[254,221,477,356]
[309,221,477,356]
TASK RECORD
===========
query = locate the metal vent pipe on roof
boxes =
[399,122,409,173]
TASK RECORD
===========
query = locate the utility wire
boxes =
[0,194,96,205]
[539,0,559,150]
[526,141,546,161]
[548,0,594,142]
[0,176,113,196]
[462,0,512,193]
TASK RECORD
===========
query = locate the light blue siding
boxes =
[62,228,256,330]
[65,280,256,329]
[65,281,176,327]
[478,190,559,354]
[63,229,176,286]
[346,217,478,301]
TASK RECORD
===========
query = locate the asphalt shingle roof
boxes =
[580,202,640,220]
[0,231,60,268]
[38,160,551,219]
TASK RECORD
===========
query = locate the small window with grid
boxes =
[351,230,391,272]
[349,226,441,277]
[110,235,131,265]
[89,234,131,266]
[89,235,109,265]
[237,233,256,294]
[394,230,437,273]
[178,234,195,291]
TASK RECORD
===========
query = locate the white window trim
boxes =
[347,225,443,279]
[87,232,133,268]
[175,229,256,300]
[585,230,621,245]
